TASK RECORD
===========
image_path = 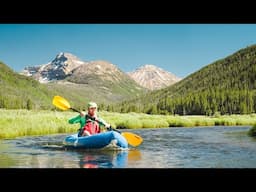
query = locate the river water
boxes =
[0,126,255,168]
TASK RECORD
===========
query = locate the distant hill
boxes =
[19,53,147,108]
[114,44,256,115]
[0,61,57,109]
[0,59,145,110]
[127,64,181,90]
[44,60,147,108]
[19,52,184,106]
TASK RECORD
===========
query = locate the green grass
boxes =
[0,109,78,139]
[1,109,256,139]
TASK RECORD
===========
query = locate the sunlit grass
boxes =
[0,109,78,139]
[1,109,256,139]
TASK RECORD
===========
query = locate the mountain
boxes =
[0,58,145,110]
[20,52,88,83]
[20,53,147,107]
[113,44,256,115]
[0,61,57,109]
[44,60,147,107]
[68,60,138,85]
[127,64,181,90]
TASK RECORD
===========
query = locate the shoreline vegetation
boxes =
[0,109,256,139]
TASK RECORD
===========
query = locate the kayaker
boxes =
[68,101,111,137]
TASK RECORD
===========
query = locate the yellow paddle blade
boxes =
[121,132,143,147]
[52,96,71,110]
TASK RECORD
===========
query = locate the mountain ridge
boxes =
[20,52,181,91]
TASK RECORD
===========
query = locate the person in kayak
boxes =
[68,101,111,137]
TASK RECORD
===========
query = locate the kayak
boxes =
[63,131,128,149]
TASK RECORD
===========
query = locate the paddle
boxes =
[52,95,143,147]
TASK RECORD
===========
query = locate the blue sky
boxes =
[1,24,256,78]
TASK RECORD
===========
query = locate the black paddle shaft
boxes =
[70,108,82,113]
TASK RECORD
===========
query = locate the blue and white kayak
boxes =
[63,131,128,149]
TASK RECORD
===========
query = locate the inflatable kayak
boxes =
[63,131,128,149]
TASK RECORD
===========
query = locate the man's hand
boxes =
[106,125,112,131]
[80,111,85,117]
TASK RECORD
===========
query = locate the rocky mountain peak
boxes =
[128,64,181,90]
[52,52,83,66]
[69,60,127,83]
[139,64,158,70]
[20,52,87,83]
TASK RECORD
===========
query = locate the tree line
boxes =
[101,88,255,115]
[102,44,256,115]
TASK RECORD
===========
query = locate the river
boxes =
[0,126,255,168]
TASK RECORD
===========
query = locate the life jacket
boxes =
[82,115,100,135]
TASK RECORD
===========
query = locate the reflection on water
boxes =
[78,150,126,168]
[0,126,256,168]
[76,149,142,168]
[0,135,142,168]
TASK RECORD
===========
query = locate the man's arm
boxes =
[68,115,82,124]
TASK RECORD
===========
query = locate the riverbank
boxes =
[248,124,256,136]
[1,109,256,139]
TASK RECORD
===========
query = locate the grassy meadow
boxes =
[1,109,256,139]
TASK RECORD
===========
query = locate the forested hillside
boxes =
[111,44,256,115]
[0,61,145,110]
[0,62,57,109]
